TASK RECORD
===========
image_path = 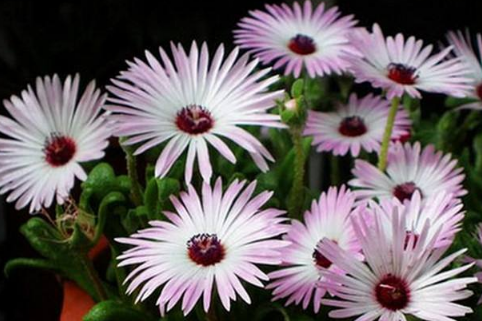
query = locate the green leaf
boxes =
[83,300,158,321]
[281,109,296,123]
[80,163,131,211]
[18,217,106,301]
[290,79,304,98]
[93,192,127,245]
[4,258,59,277]
[445,96,479,109]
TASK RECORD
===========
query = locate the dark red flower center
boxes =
[288,34,316,55]
[338,116,367,137]
[187,233,225,266]
[375,274,410,311]
[312,249,332,268]
[393,182,420,202]
[404,231,419,250]
[176,105,214,135]
[387,63,417,85]
[44,134,77,167]
[312,240,336,269]
[476,83,482,100]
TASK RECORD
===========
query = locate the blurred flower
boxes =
[360,191,464,249]
[0,74,110,212]
[116,178,289,315]
[318,208,476,321]
[446,30,482,109]
[267,186,361,312]
[234,0,357,78]
[108,42,284,183]
[346,23,471,99]
[350,142,466,204]
[304,93,410,157]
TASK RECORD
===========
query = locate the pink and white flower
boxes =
[107,42,284,183]
[350,142,466,204]
[446,30,482,109]
[304,93,411,157]
[0,74,110,212]
[346,23,471,99]
[361,191,464,249]
[116,178,289,315]
[234,1,357,78]
[267,186,361,312]
[318,208,477,321]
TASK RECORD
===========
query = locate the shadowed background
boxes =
[0,0,480,320]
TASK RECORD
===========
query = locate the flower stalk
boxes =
[120,137,144,207]
[377,96,400,171]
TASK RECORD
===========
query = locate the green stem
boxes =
[120,139,143,207]
[79,252,108,301]
[378,96,400,171]
[288,127,305,218]
[330,155,340,186]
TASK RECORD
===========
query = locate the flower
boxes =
[360,191,464,249]
[318,208,477,321]
[350,141,466,204]
[234,0,357,78]
[446,30,482,109]
[0,74,110,212]
[346,23,471,99]
[116,178,289,315]
[107,42,284,183]
[304,93,411,157]
[267,186,361,312]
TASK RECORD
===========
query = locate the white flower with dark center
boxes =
[304,93,411,156]
[117,178,289,315]
[350,142,466,204]
[0,74,110,212]
[318,209,477,321]
[446,30,482,109]
[234,0,357,78]
[346,23,471,99]
[107,42,284,183]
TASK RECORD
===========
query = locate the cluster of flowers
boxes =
[2,1,482,320]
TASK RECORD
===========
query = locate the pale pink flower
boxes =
[0,74,110,212]
[234,0,357,78]
[107,42,284,183]
[267,186,361,312]
[304,93,411,157]
[346,23,471,99]
[117,178,289,315]
[318,208,477,321]
[446,30,482,109]
[350,142,466,204]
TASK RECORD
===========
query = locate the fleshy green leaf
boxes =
[83,300,158,321]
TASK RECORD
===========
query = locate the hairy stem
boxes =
[378,96,400,171]
[79,252,108,301]
[288,127,306,218]
[120,138,144,207]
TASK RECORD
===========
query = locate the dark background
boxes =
[0,0,480,320]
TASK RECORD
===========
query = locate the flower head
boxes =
[267,186,361,312]
[116,178,288,315]
[360,191,464,249]
[346,24,471,99]
[107,42,284,183]
[304,93,411,157]
[234,1,357,78]
[0,74,110,212]
[350,142,466,204]
[446,30,482,109]
[318,208,477,321]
